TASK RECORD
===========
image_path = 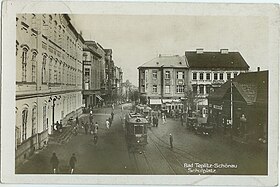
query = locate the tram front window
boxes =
[134,125,143,135]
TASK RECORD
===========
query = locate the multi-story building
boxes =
[185,49,250,115]
[16,14,84,166]
[115,66,123,104]
[104,49,114,104]
[138,55,189,110]
[82,41,105,108]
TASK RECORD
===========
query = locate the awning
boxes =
[150,99,162,105]
[96,95,104,101]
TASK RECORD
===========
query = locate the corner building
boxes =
[16,14,84,166]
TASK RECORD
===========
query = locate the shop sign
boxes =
[213,105,222,110]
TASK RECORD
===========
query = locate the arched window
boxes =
[54,60,58,83]
[42,104,47,131]
[22,108,28,141]
[21,48,28,82]
[42,55,47,83]
[31,106,37,136]
[49,57,53,83]
[31,52,37,82]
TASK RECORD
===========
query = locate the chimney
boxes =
[196,48,204,54]
[257,67,260,72]
[220,49,229,54]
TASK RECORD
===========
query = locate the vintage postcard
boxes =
[1,0,279,186]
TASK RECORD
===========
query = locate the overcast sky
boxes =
[70,15,268,86]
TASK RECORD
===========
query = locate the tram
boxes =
[125,112,149,150]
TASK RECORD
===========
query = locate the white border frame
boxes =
[1,1,279,186]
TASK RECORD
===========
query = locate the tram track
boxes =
[149,129,206,163]
[147,135,178,174]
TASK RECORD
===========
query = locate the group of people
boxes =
[50,152,77,174]
[106,111,115,129]
[54,121,63,132]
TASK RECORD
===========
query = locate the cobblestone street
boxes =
[16,104,267,175]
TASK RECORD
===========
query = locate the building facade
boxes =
[208,70,268,144]
[185,49,250,115]
[138,55,189,111]
[16,14,83,166]
[82,41,105,108]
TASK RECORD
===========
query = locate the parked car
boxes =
[194,122,214,136]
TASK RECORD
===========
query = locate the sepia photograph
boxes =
[1,1,279,186]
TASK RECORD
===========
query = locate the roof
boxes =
[185,51,249,70]
[208,71,268,105]
[138,55,188,69]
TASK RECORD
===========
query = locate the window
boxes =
[206,85,211,94]
[165,71,170,79]
[234,72,238,77]
[199,85,204,94]
[42,55,47,83]
[134,125,144,135]
[32,106,37,136]
[49,58,52,83]
[214,73,218,80]
[193,72,197,80]
[176,85,184,93]
[54,70,57,83]
[177,71,184,79]
[153,85,157,93]
[192,85,198,95]
[22,109,28,141]
[199,73,204,80]
[85,68,90,77]
[31,52,37,82]
[165,85,170,94]
[152,70,157,79]
[206,73,210,80]
[219,73,224,80]
[227,73,231,80]
[42,105,47,130]
[21,48,28,82]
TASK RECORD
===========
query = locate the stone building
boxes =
[16,14,84,166]
[138,55,189,111]
[185,49,250,115]
[82,41,105,108]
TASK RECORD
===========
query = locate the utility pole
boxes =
[230,78,233,139]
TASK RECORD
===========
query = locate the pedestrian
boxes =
[69,153,77,174]
[106,119,110,129]
[111,111,114,121]
[84,121,89,134]
[90,122,95,134]
[181,114,184,126]
[155,117,158,127]
[169,133,173,149]
[112,103,114,110]
[94,122,99,135]
[109,117,112,127]
[59,120,63,132]
[50,152,59,174]
[76,116,79,126]
[89,114,93,124]
[152,116,156,127]
[162,113,166,125]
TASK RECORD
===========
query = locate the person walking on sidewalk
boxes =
[69,153,77,174]
[106,119,110,129]
[111,111,114,121]
[109,117,112,127]
[76,116,79,126]
[169,134,173,149]
[50,152,59,174]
